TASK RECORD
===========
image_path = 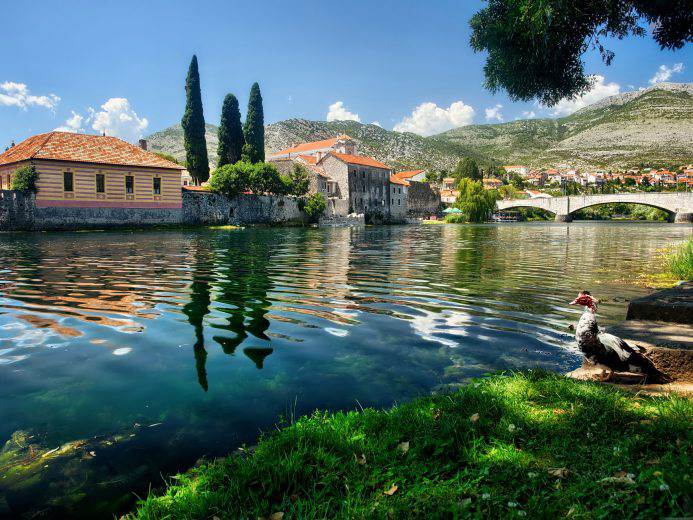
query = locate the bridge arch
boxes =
[495,192,693,223]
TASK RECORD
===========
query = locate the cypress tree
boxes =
[242,82,265,163]
[182,55,209,184]
[217,94,244,167]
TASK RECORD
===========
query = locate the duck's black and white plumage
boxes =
[571,293,668,383]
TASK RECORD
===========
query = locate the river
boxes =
[0,222,688,518]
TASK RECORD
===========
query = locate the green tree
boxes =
[248,163,287,195]
[641,176,651,188]
[287,163,310,197]
[303,193,327,222]
[182,55,209,185]
[10,166,38,193]
[454,158,482,181]
[209,162,253,197]
[455,178,499,222]
[510,173,525,190]
[470,1,691,106]
[243,82,265,163]
[217,94,244,167]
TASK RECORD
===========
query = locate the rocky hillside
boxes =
[147,83,692,171]
[439,83,692,168]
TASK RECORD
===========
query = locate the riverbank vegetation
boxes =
[209,162,309,199]
[450,178,499,223]
[130,371,690,519]
[667,236,693,281]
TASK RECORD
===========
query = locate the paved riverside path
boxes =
[496,192,693,222]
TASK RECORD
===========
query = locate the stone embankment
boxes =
[568,282,693,393]
[1,189,370,230]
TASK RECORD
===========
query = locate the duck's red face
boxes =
[570,293,596,310]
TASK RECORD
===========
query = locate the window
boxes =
[125,175,134,194]
[153,177,161,195]
[96,174,105,193]
[398,199,401,206]
[398,187,402,194]
[63,172,74,192]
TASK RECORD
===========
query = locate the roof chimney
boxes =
[10,141,15,148]
[139,139,148,151]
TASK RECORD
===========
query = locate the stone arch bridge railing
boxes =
[496,192,693,223]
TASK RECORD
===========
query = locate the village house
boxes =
[269,135,406,222]
[503,165,529,177]
[482,178,503,189]
[392,170,440,218]
[0,132,184,222]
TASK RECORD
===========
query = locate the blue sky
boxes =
[1,0,690,147]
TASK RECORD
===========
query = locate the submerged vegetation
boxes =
[130,372,691,519]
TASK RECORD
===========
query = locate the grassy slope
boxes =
[130,372,691,519]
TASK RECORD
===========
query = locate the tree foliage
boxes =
[182,55,210,184]
[454,178,499,222]
[470,1,692,106]
[243,82,265,163]
[209,162,307,198]
[217,94,244,167]
[11,166,38,193]
[287,164,310,197]
[454,158,482,181]
[303,193,327,222]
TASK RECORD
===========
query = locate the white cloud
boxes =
[547,75,620,116]
[522,110,536,119]
[393,101,475,136]
[326,101,361,122]
[54,111,85,132]
[0,81,60,111]
[649,63,684,85]
[484,104,504,122]
[370,121,382,127]
[90,98,148,142]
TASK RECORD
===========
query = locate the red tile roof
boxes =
[330,152,390,169]
[0,132,184,169]
[394,170,424,180]
[390,174,409,186]
[270,134,352,157]
[297,154,318,165]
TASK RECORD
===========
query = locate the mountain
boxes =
[147,123,220,167]
[147,83,692,171]
[438,83,693,168]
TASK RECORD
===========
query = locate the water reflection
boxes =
[0,223,689,518]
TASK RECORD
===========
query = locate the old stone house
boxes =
[0,132,184,222]
[269,135,405,222]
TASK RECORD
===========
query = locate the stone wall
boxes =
[0,190,35,230]
[407,181,440,218]
[182,190,307,226]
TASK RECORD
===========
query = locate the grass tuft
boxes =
[128,372,691,519]
[667,237,693,281]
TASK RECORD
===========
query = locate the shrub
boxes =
[668,237,693,281]
[249,162,286,195]
[11,166,38,193]
[303,192,326,222]
[209,162,254,197]
[444,213,466,223]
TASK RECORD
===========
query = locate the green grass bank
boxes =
[667,236,693,281]
[130,372,691,519]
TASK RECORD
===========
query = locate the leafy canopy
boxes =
[11,166,38,193]
[210,162,306,198]
[470,1,692,106]
[454,158,482,182]
[302,192,327,222]
[454,178,499,222]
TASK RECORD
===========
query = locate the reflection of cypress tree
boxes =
[211,233,274,367]
[243,347,274,369]
[182,239,214,390]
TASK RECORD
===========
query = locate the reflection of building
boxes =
[269,135,406,222]
[0,133,184,210]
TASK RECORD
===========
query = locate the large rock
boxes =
[625,282,693,324]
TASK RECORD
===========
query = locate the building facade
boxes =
[269,135,407,222]
[0,132,184,225]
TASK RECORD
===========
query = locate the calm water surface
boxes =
[0,222,688,517]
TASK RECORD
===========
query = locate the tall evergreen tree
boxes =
[242,82,265,163]
[217,93,244,167]
[182,55,209,184]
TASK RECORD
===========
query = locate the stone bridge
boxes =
[496,192,693,223]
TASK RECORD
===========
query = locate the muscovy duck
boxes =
[570,292,668,383]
